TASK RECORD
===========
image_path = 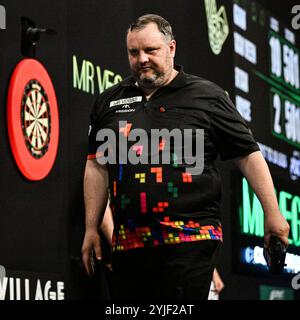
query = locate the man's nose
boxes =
[138,52,149,64]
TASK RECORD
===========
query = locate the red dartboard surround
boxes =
[7,58,59,181]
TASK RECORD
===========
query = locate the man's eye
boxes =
[129,50,138,56]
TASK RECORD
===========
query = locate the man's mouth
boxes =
[140,66,153,71]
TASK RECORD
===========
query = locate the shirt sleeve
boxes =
[210,92,260,161]
[87,95,106,160]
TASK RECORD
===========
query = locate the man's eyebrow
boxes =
[128,48,138,52]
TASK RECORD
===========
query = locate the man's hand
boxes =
[264,211,290,248]
[212,269,224,293]
[82,229,102,277]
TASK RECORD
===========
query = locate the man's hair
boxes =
[128,14,174,41]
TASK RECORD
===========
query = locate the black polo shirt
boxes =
[87,65,259,251]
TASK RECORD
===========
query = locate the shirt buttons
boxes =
[159,106,166,113]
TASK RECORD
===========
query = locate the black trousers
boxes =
[108,240,221,301]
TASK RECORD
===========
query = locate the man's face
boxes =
[126,22,176,89]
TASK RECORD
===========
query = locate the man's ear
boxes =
[169,40,176,58]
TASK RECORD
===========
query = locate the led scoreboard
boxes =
[231,0,300,276]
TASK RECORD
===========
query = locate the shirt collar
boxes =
[121,64,186,88]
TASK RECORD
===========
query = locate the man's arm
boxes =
[82,159,109,276]
[100,201,114,246]
[233,151,290,247]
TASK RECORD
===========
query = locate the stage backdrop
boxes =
[0,0,299,300]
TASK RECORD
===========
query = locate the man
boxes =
[82,14,289,300]
[208,268,225,300]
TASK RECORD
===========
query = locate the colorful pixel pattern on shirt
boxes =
[90,120,223,252]
[112,218,222,251]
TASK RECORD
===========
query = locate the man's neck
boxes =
[144,88,158,100]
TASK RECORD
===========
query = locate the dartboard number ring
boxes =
[7,59,59,180]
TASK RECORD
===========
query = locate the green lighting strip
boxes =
[254,70,300,104]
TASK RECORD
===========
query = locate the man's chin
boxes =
[138,76,157,86]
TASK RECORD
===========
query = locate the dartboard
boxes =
[7,59,59,181]
[21,80,51,159]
